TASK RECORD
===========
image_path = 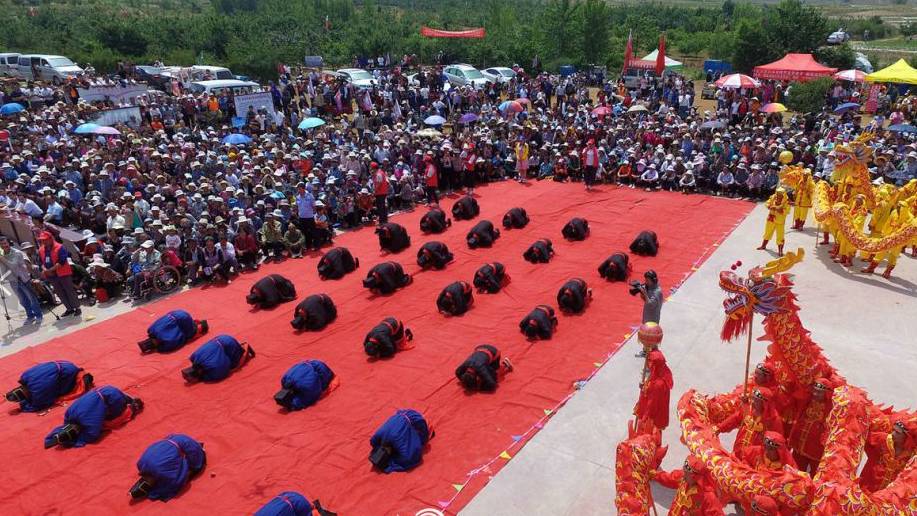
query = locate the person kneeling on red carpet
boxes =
[138,309,208,354]
[44,385,143,448]
[130,433,206,501]
[290,294,337,331]
[5,360,94,412]
[182,335,255,383]
[363,317,413,358]
[274,360,339,411]
[455,344,513,391]
[255,491,337,516]
[519,305,558,340]
[246,274,297,309]
[369,409,432,473]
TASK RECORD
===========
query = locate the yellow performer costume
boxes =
[835,194,868,267]
[758,187,790,256]
[862,201,908,278]
[792,171,815,230]
[861,187,895,264]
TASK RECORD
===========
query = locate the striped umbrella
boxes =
[834,69,866,83]
[715,73,761,89]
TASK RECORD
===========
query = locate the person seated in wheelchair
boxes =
[130,240,162,299]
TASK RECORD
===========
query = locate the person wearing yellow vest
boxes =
[757,187,790,256]
[37,232,81,317]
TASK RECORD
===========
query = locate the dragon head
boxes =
[833,132,874,169]
[779,164,809,190]
[719,249,805,342]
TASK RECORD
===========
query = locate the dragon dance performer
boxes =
[744,431,798,471]
[788,378,834,474]
[862,199,912,278]
[633,322,673,434]
[650,455,724,515]
[791,170,814,230]
[748,494,792,516]
[834,194,868,267]
[750,361,795,434]
[757,188,790,256]
[715,386,783,463]
[859,418,917,493]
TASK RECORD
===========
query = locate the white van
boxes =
[189,65,234,81]
[189,79,260,95]
[0,53,21,77]
[17,54,83,84]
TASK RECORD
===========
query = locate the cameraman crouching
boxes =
[629,270,662,357]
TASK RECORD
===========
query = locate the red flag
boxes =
[655,33,666,76]
[622,30,633,74]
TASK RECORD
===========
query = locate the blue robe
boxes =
[188,335,245,382]
[17,361,82,412]
[44,385,129,448]
[369,409,431,473]
[254,491,313,516]
[280,360,334,411]
[136,434,205,501]
[148,310,197,352]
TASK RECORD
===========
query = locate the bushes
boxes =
[785,77,833,114]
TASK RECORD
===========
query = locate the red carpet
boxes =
[0,181,752,515]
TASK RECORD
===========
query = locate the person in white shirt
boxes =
[219,235,240,275]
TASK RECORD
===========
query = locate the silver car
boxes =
[443,64,491,89]
[482,67,517,84]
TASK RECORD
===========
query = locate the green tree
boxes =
[766,0,828,55]
[815,43,855,70]
[785,77,833,114]
[732,18,774,72]
[722,0,735,18]
[580,0,610,65]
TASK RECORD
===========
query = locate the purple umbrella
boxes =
[95,126,122,136]
[459,113,479,124]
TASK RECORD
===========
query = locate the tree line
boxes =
[0,0,857,81]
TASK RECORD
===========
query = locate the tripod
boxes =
[0,282,14,334]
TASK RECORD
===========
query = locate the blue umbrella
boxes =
[459,113,479,124]
[73,123,102,134]
[834,102,860,114]
[424,115,446,126]
[298,117,326,130]
[222,133,252,145]
[0,103,25,116]
[888,124,917,134]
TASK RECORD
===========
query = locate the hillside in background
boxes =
[0,0,913,79]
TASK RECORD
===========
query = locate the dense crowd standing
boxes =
[0,62,914,322]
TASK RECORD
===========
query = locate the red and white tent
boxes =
[715,73,761,89]
[753,53,837,82]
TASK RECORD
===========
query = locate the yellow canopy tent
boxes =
[865,59,917,85]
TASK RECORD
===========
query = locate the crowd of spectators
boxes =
[0,60,914,324]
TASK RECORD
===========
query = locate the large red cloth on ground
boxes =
[0,182,751,515]
[752,53,837,82]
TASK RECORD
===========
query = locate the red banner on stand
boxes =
[420,26,485,39]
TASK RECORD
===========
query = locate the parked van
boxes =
[17,54,83,83]
[188,79,260,95]
[189,65,234,81]
[0,53,21,77]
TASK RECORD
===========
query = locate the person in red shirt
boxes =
[462,143,477,196]
[423,152,439,207]
[233,219,260,271]
[633,322,673,434]
[744,430,798,471]
[788,378,834,474]
[650,454,723,516]
[371,161,389,224]
[716,386,783,463]
[859,418,917,492]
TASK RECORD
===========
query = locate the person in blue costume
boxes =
[44,385,143,448]
[254,491,337,516]
[138,309,208,354]
[369,409,433,473]
[130,434,206,501]
[5,360,94,412]
[274,360,339,411]
[182,335,255,383]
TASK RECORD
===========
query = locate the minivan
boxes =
[188,79,260,96]
[0,53,21,77]
[17,54,83,84]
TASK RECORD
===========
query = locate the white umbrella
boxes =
[627,104,648,113]
[715,73,761,89]
[833,69,866,83]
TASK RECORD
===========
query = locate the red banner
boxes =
[864,84,880,114]
[420,26,485,39]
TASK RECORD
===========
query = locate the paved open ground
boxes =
[462,202,916,516]
[1,199,914,515]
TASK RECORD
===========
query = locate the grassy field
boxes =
[853,36,917,51]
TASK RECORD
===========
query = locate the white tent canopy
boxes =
[642,49,683,68]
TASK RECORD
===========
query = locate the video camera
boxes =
[45,423,81,449]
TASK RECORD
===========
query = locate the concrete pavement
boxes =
[461,202,916,516]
